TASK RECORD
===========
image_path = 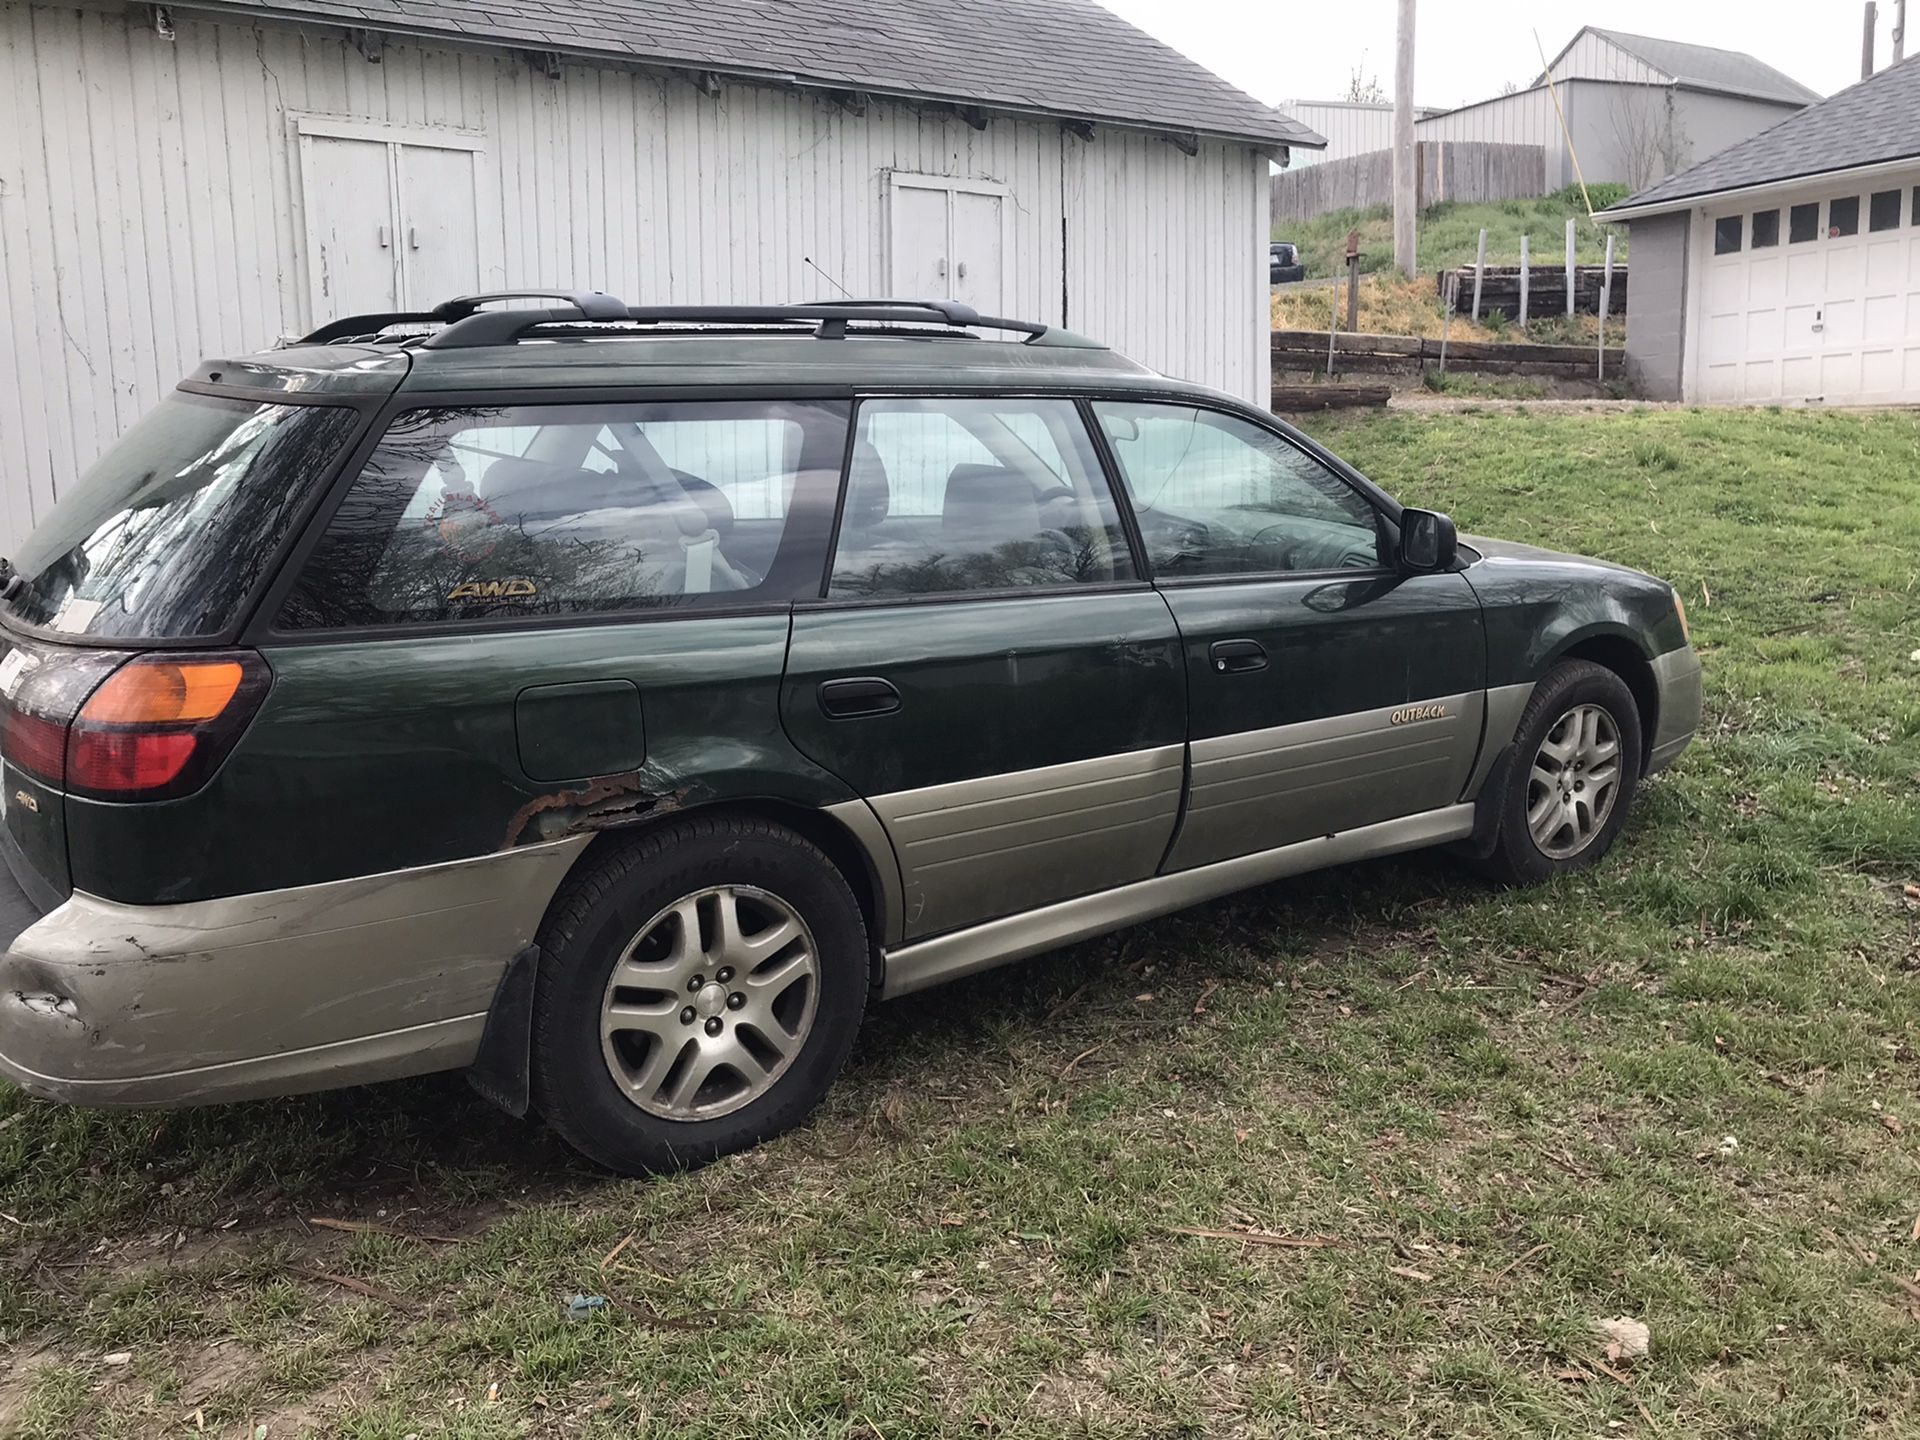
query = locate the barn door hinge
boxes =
[148,5,174,40]
[348,27,386,63]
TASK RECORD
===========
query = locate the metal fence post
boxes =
[1565,217,1576,316]
[1519,234,1530,329]
[1471,228,1487,322]
[1597,233,1615,382]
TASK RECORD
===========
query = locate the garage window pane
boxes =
[1713,216,1742,255]
[1870,189,1903,232]
[1829,196,1859,237]
[1750,210,1780,248]
[1789,203,1818,243]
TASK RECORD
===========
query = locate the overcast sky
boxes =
[1096,0,1899,111]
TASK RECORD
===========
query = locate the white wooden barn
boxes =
[0,0,1323,555]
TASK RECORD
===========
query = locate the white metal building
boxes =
[1599,55,1920,406]
[1276,100,1440,167]
[0,0,1323,555]
[1416,28,1819,193]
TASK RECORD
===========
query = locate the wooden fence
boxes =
[1272,141,1546,225]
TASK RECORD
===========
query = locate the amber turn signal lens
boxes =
[80,659,246,726]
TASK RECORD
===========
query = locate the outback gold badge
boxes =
[1390,704,1448,725]
[449,577,537,603]
[12,790,38,813]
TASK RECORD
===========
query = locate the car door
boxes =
[1090,399,1485,871]
[781,395,1185,943]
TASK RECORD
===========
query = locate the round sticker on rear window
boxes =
[424,489,502,561]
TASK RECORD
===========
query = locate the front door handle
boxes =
[818,676,902,718]
[1208,639,1268,674]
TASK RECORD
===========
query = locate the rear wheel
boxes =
[1482,660,1643,885]
[531,815,868,1173]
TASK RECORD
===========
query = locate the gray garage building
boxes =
[1600,57,1920,405]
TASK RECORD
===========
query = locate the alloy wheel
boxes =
[598,885,820,1120]
[1525,703,1623,860]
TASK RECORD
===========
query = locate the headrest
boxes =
[942,465,1038,543]
[843,441,893,530]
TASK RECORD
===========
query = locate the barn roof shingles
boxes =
[184,0,1322,148]
[1602,53,1920,216]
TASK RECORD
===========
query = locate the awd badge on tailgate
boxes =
[12,790,39,813]
[1390,704,1448,725]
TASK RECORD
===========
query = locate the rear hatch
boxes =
[0,385,373,907]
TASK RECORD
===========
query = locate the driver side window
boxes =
[829,397,1135,598]
[1093,402,1383,576]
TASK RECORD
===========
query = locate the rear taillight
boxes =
[0,647,271,800]
[65,652,271,799]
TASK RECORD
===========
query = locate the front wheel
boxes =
[530,815,869,1174]
[1481,660,1643,885]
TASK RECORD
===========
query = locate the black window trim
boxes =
[250,388,855,645]
[1083,393,1400,587]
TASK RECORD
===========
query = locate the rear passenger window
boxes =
[1093,402,1383,576]
[277,401,849,629]
[828,398,1135,598]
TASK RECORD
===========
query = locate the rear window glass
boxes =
[277,401,849,629]
[3,394,358,640]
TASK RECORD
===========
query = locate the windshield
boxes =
[4,393,359,640]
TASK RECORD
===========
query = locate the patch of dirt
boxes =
[0,1345,59,1433]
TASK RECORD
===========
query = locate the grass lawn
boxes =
[1273,187,1631,344]
[3,406,1919,1438]
[1278,187,1632,281]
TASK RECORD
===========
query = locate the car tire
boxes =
[1481,660,1643,886]
[530,814,869,1174]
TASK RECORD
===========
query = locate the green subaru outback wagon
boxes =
[0,293,1700,1172]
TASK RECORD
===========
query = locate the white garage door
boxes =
[1696,174,1920,405]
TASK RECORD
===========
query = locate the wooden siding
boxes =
[0,2,1268,552]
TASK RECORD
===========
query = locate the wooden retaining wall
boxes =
[1272,330,1623,379]
[1271,140,1545,225]
[1440,264,1629,320]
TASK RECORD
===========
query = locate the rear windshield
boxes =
[4,393,359,640]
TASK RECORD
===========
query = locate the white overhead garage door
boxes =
[1695,173,1920,405]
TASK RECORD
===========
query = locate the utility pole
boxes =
[1863,1,1878,79]
[1895,0,1907,63]
[1392,0,1417,278]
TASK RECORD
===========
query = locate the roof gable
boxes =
[178,0,1321,149]
[1600,54,1920,218]
[1538,26,1820,107]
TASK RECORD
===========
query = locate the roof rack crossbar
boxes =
[297,290,628,345]
[420,298,1052,349]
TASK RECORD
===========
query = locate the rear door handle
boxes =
[818,676,902,718]
[1208,639,1268,674]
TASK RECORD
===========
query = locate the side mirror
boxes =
[1398,508,1458,572]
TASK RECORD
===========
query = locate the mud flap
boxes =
[1460,743,1516,861]
[467,944,539,1118]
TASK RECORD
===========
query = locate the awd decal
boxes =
[1390,704,1449,725]
[449,577,538,602]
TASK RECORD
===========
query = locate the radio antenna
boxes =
[802,256,854,299]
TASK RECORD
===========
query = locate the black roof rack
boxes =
[296,289,628,345]
[294,292,1092,350]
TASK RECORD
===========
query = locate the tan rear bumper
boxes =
[0,838,585,1107]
